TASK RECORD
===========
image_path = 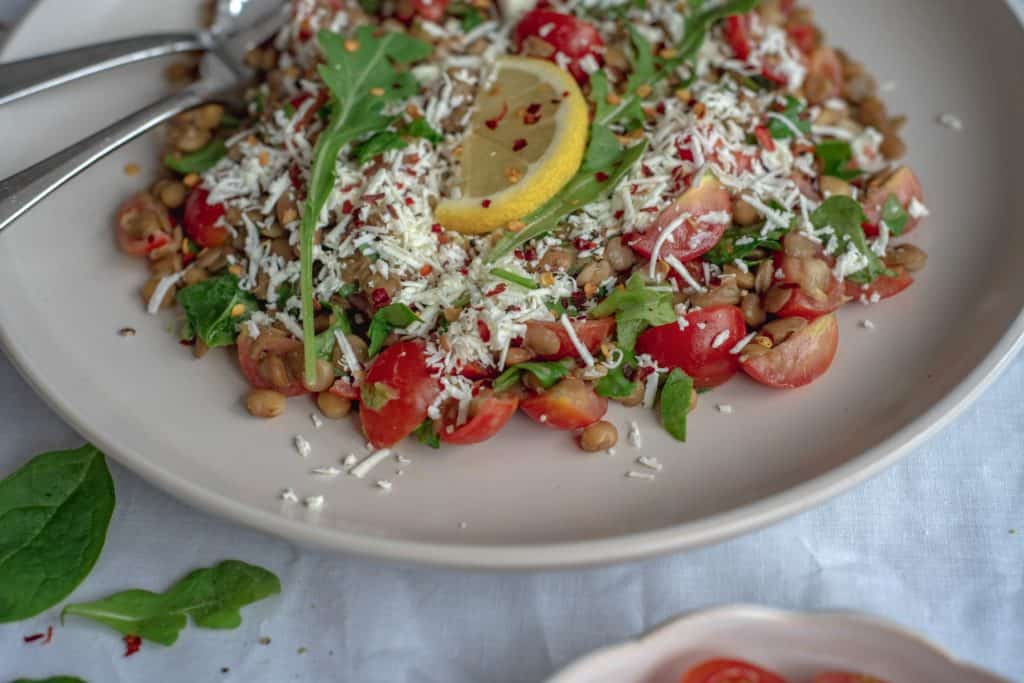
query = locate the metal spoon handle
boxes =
[0,85,212,233]
[0,33,205,106]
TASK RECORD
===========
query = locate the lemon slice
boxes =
[435,56,588,234]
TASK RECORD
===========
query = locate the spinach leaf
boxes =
[0,445,114,623]
[367,303,421,358]
[63,560,280,646]
[881,194,909,236]
[163,139,227,174]
[811,195,888,284]
[659,368,694,442]
[413,419,440,449]
[703,223,787,266]
[814,140,863,181]
[767,95,811,140]
[589,273,675,351]
[176,274,258,349]
[492,361,569,393]
[312,303,353,360]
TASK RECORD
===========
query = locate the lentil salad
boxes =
[117,0,929,453]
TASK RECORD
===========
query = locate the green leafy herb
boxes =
[299,27,432,385]
[367,303,421,358]
[63,561,280,646]
[353,118,443,164]
[766,95,811,140]
[413,419,440,449]
[447,3,485,32]
[810,195,888,284]
[312,303,353,361]
[490,268,538,290]
[659,369,694,442]
[815,140,863,181]
[589,272,675,351]
[492,361,569,393]
[881,194,909,236]
[358,0,381,13]
[595,350,639,398]
[163,139,227,175]
[671,0,759,85]
[283,102,297,118]
[0,445,114,623]
[360,382,398,410]
[704,223,787,266]
[176,274,258,349]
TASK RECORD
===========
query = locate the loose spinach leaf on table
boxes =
[163,139,227,175]
[810,195,888,284]
[0,445,114,623]
[367,303,421,358]
[63,560,281,646]
[492,361,569,393]
[176,274,258,349]
[659,368,694,442]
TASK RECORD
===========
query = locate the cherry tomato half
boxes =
[183,187,229,248]
[527,318,615,362]
[441,390,519,445]
[636,306,747,389]
[862,166,925,237]
[681,659,789,683]
[723,14,753,61]
[740,313,839,388]
[813,674,891,683]
[629,174,732,264]
[360,341,440,448]
[520,377,607,430]
[843,267,913,302]
[514,9,604,83]
[237,328,308,397]
[115,193,174,256]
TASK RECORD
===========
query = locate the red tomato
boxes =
[723,14,753,60]
[813,674,891,683]
[862,166,925,237]
[183,187,229,248]
[513,9,604,83]
[805,46,842,103]
[441,390,519,445]
[628,174,733,264]
[526,318,615,361]
[520,377,607,430]
[329,378,360,400]
[360,341,440,448]
[457,361,495,380]
[773,253,846,319]
[636,306,747,389]
[740,313,839,388]
[787,21,818,54]
[775,282,846,319]
[115,193,173,256]
[681,659,789,683]
[396,0,449,23]
[844,267,913,301]
[236,329,307,397]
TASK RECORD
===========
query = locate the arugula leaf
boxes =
[811,195,888,284]
[595,349,638,398]
[413,419,440,449]
[492,361,569,393]
[163,139,227,174]
[767,95,811,140]
[447,3,485,32]
[672,0,759,85]
[0,445,114,623]
[367,303,421,358]
[299,27,432,385]
[703,223,787,266]
[815,140,863,181]
[659,369,694,442]
[176,274,258,349]
[881,194,909,236]
[589,272,675,351]
[312,303,353,360]
[490,268,538,290]
[63,561,280,646]
[353,118,443,163]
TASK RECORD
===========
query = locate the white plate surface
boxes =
[0,1,1022,569]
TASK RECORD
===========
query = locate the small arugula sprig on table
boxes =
[299,27,432,386]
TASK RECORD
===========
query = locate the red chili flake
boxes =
[431,223,443,233]
[636,366,655,381]
[656,101,667,115]
[481,199,492,208]
[641,164,653,178]
[371,288,391,307]
[438,233,449,244]
[477,319,491,342]
[419,264,433,277]
[511,335,524,346]
[341,199,354,215]
[514,249,524,259]
[571,290,588,307]
[527,103,542,114]
[23,633,44,643]
[363,193,384,203]
[459,267,469,276]
[575,237,597,251]
[754,125,776,152]
[123,634,142,657]
[396,182,405,190]
[485,283,507,297]
[614,209,625,220]
[523,102,543,125]
[44,626,53,644]
[523,246,537,261]
[561,91,569,97]
[512,138,528,152]
[595,171,609,183]
[622,364,637,381]
[639,206,660,213]
[404,197,414,206]
[484,102,508,130]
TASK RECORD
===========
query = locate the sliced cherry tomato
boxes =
[813,674,891,683]
[773,253,846,319]
[844,267,913,301]
[237,328,307,397]
[775,282,846,319]
[520,377,607,430]
[329,378,360,400]
[681,658,789,683]
[183,187,229,248]
[805,46,842,104]
[786,20,818,54]
[740,313,839,388]
[636,306,747,389]
[441,390,519,445]
[862,166,925,237]
[526,318,615,361]
[513,9,604,83]
[360,341,440,448]
[115,193,174,256]
[723,14,753,61]
[628,174,732,264]
[457,361,495,380]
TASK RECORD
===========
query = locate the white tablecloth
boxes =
[1,1,1023,680]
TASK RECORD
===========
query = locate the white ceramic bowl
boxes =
[548,606,1010,683]
[0,1,1022,568]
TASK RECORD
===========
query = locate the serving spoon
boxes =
[0,0,287,232]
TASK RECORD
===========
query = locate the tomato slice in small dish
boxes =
[862,166,925,237]
[441,390,519,445]
[526,318,615,361]
[513,9,604,83]
[813,673,891,683]
[740,313,839,388]
[636,306,747,389]
[520,377,607,430]
[236,328,307,397]
[844,267,913,302]
[681,658,789,683]
[628,174,732,264]
[115,193,174,256]
[183,187,229,248]
[360,341,440,448]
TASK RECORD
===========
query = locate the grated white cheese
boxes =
[146,271,185,315]
[294,435,311,458]
[642,372,661,409]
[626,471,656,480]
[636,455,663,471]
[279,488,299,503]
[664,254,706,293]
[937,113,964,131]
[376,480,393,492]
[349,449,393,478]
[859,319,876,330]
[311,413,324,430]
[908,198,930,220]
[303,495,325,510]
[628,421,643,449]
[560,314,595,367]
[710,329,731,349]
[311,465,343,477]
[715,403,734,414]
[729,331,757,355]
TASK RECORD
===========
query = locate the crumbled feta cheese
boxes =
[294,435,312,458]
